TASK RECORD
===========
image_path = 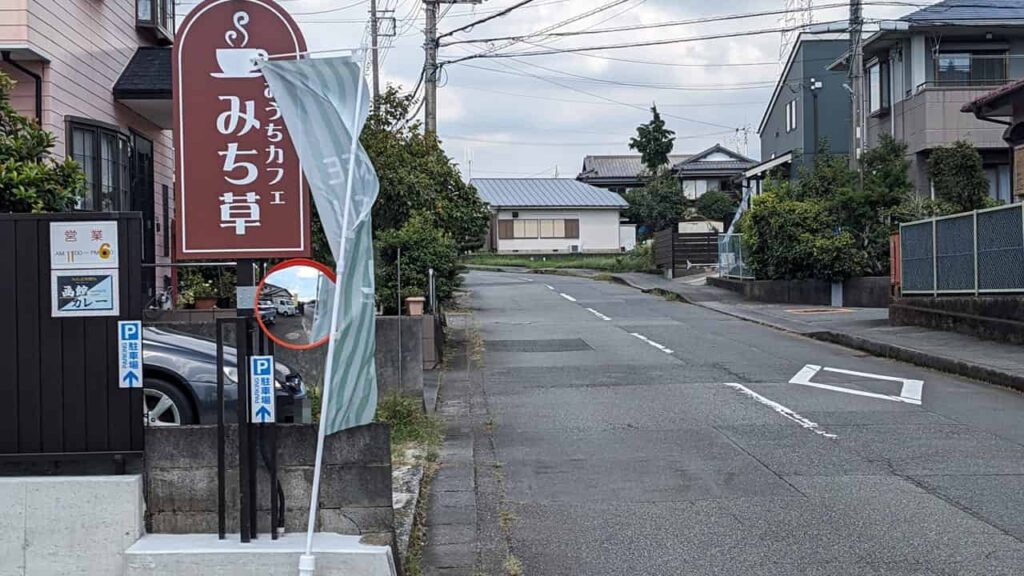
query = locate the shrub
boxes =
[694,190,737,222]
[0,71,85,213]
[928,140,992,212]
[376,211,459,315]
[741,192,865,281]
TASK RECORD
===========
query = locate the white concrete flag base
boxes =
[125,533,396,576]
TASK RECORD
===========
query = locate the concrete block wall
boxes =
[0,475,144,576]
[375,316,423,396]
[144,424,393,538]
[151,313,426,399]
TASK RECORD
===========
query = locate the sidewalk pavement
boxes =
[610,272,1024,392]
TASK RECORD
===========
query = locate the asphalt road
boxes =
[465,270,1024,576]
[265,306,315,346]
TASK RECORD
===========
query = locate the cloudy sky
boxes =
[179,0,923,179]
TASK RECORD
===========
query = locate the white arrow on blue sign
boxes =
[118,320,143,389]
[249,355,276,424]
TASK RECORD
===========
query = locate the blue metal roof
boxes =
[904,0,1024,22]
[471,178,629,208]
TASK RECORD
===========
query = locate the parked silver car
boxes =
[142,327,306,426]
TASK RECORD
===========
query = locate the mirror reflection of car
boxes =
[141,327,308,426]
[258,300,276,325]
[275,297,297,316]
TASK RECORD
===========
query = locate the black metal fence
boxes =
[0,212,144,467]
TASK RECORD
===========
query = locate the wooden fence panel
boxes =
[0,213,143,463]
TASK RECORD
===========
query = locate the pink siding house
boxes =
[0,0,175,302]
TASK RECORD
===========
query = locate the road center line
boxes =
[518,277,534,283]
[629,332,674,354]
[545,284,555,290]
[724,383,837,439]
[586,308,611,321]
[560,293,577,302]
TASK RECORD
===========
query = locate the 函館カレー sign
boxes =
[174,0,309,259]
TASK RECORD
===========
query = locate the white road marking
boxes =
[518,277,534,283]
[629,332,674,354]
[790,364,923,405]
[560,293,577,302]
[725,383,837,439]
[545,284,555,290]
[586,308,611,321]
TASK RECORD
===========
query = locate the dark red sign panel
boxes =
[174,0,309,260]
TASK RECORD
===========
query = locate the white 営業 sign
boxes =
[49,221,119,269]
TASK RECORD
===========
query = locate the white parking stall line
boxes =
[586,308,611,321]
[629,332,674,354]
[725,383,837,439]
[560,293,577,302]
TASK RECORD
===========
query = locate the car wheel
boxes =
[144,378,195,426]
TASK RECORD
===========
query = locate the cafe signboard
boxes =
[174,0,310,259]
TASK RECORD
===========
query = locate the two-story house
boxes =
[755,33,851,184]
[0,0,175,303]
[849,0,1024,202]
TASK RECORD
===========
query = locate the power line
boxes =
[449,44,741,132]
[448,84,766,108]
[458,61,777,91]
[437,0,540,41]
[443,19,853,63]
[465,0,633,60]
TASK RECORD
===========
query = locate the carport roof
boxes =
[472,178,629,208]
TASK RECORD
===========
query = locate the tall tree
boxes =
[0,71,84,213]
[629,105,675,175]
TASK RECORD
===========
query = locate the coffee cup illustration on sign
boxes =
[212,11,268,79]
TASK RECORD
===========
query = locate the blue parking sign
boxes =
[118,320,142,388]
[249,355,276,423]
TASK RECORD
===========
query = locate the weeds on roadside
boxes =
[375,393,444,448]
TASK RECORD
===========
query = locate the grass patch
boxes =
[375,393,444,448]
[463,246,655,273]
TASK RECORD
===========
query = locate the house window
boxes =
[137,0,174,44]
[785,100,798,133]
[682,180,708,200]
[985,165,1012,204]
[498,219,579,239]
[936,52,1007,86]
[69,122,130,212]
[868,60,890,113]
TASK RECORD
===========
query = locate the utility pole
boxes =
[370,0,380,102]
[424,0,438,134]
[849,0,865,189]
[424,0,484,135]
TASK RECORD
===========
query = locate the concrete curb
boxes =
[608,274,1024,393]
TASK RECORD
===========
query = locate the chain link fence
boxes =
[900,203,1024,295]
[718,233,754,279]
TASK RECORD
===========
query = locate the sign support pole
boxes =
[237,259,256,543]
[299,49,367,576]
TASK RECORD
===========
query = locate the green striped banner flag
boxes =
[262,56,379,434]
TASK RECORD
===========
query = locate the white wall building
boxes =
[472,178,633,254]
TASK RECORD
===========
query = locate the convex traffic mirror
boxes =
[255,258,335,350]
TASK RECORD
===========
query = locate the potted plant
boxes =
[178,269,220,309]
